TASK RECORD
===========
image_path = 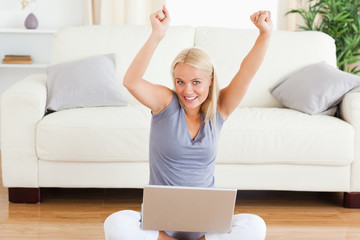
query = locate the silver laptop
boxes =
[141,185,237,233]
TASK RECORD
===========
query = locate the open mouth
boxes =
[184,96,198,102]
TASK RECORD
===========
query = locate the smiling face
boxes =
[171,48,219,123]
[174,62,212,113]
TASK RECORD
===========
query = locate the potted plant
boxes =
[286,0,360,75]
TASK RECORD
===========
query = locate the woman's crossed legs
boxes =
[104,210,266,240]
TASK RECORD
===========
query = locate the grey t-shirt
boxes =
[148,92,226,239]
[149,91,225,188]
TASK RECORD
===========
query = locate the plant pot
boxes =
[25,13,38,29]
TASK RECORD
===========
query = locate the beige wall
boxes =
[277,0,302,31]
[87,0,298,30]
[0,0,304,30]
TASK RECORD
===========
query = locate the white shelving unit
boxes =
[0,28,57,34]
[0,27,56,92]
[0,63,49,69]
[0,28,57,148]
[0,28,57,69]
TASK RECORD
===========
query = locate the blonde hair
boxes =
[171,47,219,125]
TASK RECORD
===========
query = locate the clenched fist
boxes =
[150,5,171,40]
[250,11,273,35]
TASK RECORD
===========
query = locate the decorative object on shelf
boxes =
[25,13,38,29]
[286,0,360,75]
[2,55,32,64]
[21,0,39,30]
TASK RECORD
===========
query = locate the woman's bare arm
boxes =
[123,6,173,114]
[218,11,273,119]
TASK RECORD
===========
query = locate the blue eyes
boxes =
[176,80,200,85]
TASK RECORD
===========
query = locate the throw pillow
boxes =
[46,54,127,112]
[271,61,360,115]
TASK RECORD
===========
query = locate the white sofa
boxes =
[2,25,360,207]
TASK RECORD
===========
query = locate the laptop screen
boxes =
[141,185,237,233]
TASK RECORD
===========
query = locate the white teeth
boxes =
[185,96,197,100]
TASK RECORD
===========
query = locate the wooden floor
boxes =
[1,168,360,239]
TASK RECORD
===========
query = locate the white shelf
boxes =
[0,29,55,70]
[0,63,49,69]
[0,28,57,34]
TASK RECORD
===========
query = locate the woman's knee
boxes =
[232,214,266,239]
[104,210,142,240]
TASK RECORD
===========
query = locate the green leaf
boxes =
[334,12,351,21]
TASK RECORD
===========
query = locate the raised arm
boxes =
[218,11,273,119]
[123,6,173,114]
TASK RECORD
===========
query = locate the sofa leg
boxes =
[8,188,41,203]
[343,192,360,208]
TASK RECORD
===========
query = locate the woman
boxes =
[105,6,273,240]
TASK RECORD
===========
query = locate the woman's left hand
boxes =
[250,11,273,35]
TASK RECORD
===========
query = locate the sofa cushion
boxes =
[217,108,354,166]
[271,61,360,115]
[36,105,151,162]
[37,106,354,167]
[46,54,128,112]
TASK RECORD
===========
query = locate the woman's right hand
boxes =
[150,5,171,40]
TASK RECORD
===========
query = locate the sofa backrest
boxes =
[52,25,336,107]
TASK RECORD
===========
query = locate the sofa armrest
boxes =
[340,92,360,192]
[1,74,47,187]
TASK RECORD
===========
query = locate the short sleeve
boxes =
[152,91,180,121]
